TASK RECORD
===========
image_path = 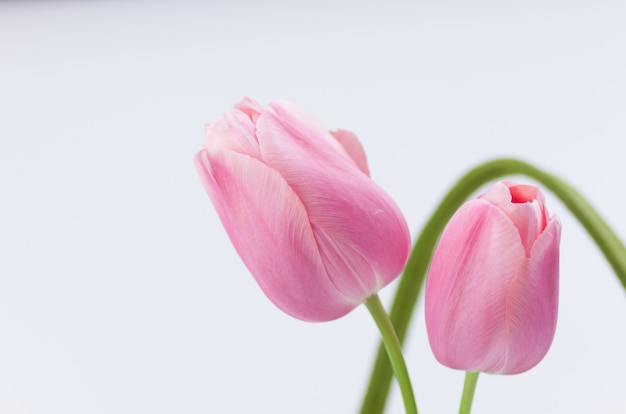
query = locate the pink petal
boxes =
[481,182,546,257]
[194,148,353,321]
[203,102,261,160]
[255,101,410,301]
[330,129,371,176]
[426,200,526,372]
[234,96,263,123]
[500,217,561,374]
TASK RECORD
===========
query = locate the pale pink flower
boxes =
[195,98,410,322]
[425,181,561,374]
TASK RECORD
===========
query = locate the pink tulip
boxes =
[195,98,410,322]
[425,181,561,374]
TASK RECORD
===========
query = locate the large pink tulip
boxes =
[195,98,410,322]
[425,181,561,374]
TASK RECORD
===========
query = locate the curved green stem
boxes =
[459,372,479,414]
[360,157,626,414]
[364,294,418,414]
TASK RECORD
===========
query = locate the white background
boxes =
[1,1,625,413]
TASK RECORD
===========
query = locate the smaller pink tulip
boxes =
[425,181,561,374]
[195,98,410,322]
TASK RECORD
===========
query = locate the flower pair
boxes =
[195,98,561,374]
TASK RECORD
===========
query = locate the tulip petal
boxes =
[234,96,263,123]
[481,182,546,257]
[203,100,262,160]
[426,199,527,373]
[255,101,410,301]
[330,129,371,176]
[194,148,354,321]
[501,217,560,374]
[260,100,360,168]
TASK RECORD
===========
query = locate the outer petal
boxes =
[425,200,527,372]
[194,148,354,321]
[256,101,410,302]
[499,217,561,374]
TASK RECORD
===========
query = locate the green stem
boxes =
[459,372,479,414]
[364,294,418,414]
[360,157,626,414]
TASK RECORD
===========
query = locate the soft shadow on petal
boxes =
[311,224,376,303]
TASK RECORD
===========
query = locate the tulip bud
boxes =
[195,97,411,322]
[425,181,561,374]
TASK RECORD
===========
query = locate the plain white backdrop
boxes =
[1,1,625,413]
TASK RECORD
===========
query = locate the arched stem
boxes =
[360,158,626,414]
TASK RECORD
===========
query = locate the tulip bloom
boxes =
[195,98,410,322]
[425,181,561,374]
